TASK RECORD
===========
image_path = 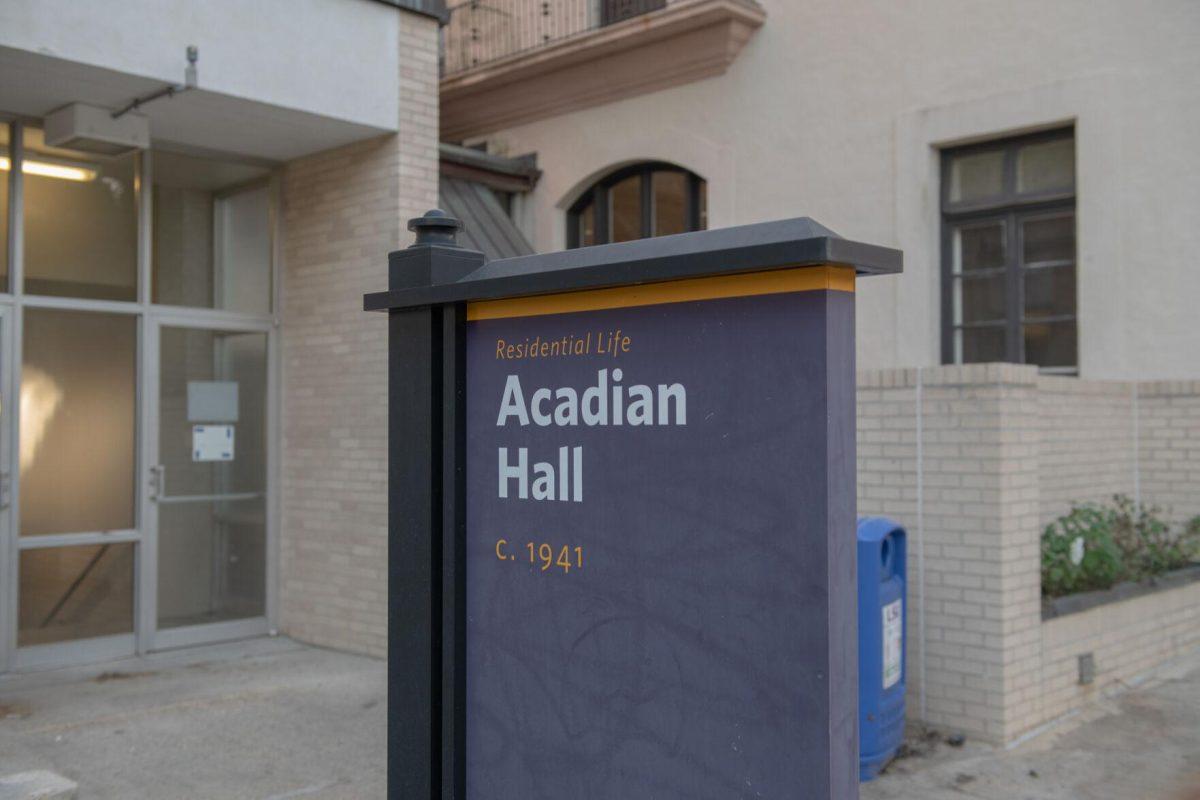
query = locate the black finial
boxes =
[408,209,462,248]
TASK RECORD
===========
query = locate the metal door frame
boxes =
[1,119,281,670]
[142,312,277,653]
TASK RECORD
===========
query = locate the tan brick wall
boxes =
[1035,377,1136,527]
[278,11,439,657]
[1039,581,1200,726]
[858,364,1043,743]
[1140,381,1200,524]
[860,365,1200,744]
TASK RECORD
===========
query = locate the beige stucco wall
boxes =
[277,10,440,656]
[473,0,1200,380]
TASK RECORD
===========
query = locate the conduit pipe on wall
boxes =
[915,366,927,721]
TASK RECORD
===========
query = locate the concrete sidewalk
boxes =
[0,638,385,799]
[864,647,1200,800]
[1,637,1198,799]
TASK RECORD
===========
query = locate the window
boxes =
[22,127,138,300]
[568,162,706,248]
[941,129,1077,373]
[152,149,272,313]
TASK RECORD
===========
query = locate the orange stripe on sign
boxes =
[466,264,855,321]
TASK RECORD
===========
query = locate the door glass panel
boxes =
[157,498,265,627]
[19,543,134,646]
[1017,137,1074,195]
[22,127,137,301]
[948,149,1004,203]
[0,124,9,290]
[652,170,688,237]
[21,309,136,536]
[608,174,641,243]
[157,327,267,629]
[152,150,271,313]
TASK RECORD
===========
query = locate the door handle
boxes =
[0,471,10,510]
[149,464,166,501]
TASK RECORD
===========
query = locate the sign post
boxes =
[366,212,901,799]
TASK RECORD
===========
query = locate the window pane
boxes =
[1017,137,1074,195]
[21,309,136,536]
[955,275,1006,324]
[0,124,9,290]
[608,174,641,243]
[956,326,1006,363]
[953,222,1005,273]
[159,328,267,498]
[158,498,265,628]
[22,127,137,300]
[1024,320,1077,368]
[948,149,1004,203]
[1024,265,1076,320]
[697,178,707,230]
[158,327,268,628]
[153,150,271,313]
[652,170,688,236]
[19,543,134,646]
[577,201,596,247]
[1022,214,1074,265]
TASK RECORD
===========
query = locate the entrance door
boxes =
[146,321,271,650]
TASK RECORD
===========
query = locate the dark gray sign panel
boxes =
[464,274,857,798]
[366,215,900,800]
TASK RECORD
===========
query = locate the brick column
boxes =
[278,10,440,656]
[858,364,1042,743]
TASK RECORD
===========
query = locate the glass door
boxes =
[147,320,270,650]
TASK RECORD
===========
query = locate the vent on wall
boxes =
[44,103,149,155]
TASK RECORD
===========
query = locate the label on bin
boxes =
[882,599,902,689]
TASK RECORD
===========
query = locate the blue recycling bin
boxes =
[857,516,906,781]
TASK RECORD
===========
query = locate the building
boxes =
[0,0,444,671]
[434,0,1200,745]
[2,0,1197,754]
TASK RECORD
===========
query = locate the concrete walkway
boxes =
[1,637,1197,798]
[0,638,385,799]
[864,647,1200,800]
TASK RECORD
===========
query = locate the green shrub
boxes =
[1041,496,1200,598]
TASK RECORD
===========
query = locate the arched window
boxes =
[568,162,706,248]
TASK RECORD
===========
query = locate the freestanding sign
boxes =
[365,212,901,800]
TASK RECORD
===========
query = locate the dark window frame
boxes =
[940,127,1078,373]
[567,162,705,249]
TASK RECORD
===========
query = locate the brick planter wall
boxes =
[858,365,1200,744]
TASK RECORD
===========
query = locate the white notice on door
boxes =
[882,599,902,690]
[193,424,234,462]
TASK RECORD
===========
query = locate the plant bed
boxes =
[1042,495,1200,602]
[1042,562,1200,620]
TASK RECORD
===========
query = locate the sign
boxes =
[464,271,856,798]
[188,380,239,422]
[192,424,234,461]
[882,599,902,690]
[365,212,902,800]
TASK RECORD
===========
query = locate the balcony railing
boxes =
[441,0,671,76]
